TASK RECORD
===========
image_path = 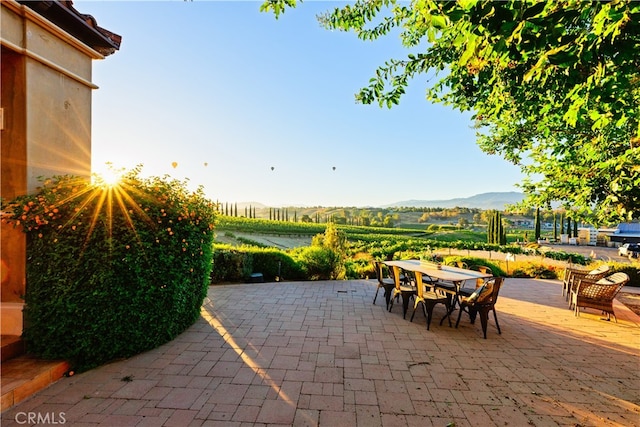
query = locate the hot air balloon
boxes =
[271,166,275,171]
[171,162,178,169]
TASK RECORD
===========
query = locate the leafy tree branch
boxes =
[261,0,640,225]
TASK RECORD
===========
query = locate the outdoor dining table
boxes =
[383,259,493,325]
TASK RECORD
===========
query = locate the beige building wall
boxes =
[1,0,106,332]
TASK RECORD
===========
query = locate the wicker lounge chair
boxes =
[571,272,629,322]
[563,264,610,301]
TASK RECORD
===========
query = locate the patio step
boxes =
[1,335,25,362]
[1,354,70,412]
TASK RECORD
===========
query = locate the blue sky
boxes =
[80,1,523,207]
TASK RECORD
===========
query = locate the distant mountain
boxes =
[230,192,524,211]
[384,192,525,210]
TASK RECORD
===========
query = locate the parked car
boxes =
[618,243,640,258]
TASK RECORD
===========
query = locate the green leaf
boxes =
[457,0,478,12]
[547,50,576,67]
[522,2,546,20]
[458,34,477,66]
[431,14,447,29]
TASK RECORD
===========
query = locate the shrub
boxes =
[442,256,506,277]
[510,262,559,279]
[211,245,304,283]
[292,246,341,280]
[1,168,216,372]
[607,261,640,287]
[246,247,305,281]
[343,251,374,279]
[210,245,250,283]
[543,250,589,265]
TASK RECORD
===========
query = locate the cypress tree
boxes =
[567,217,572,238]
[487,214,495,244]
[487,210,504,245]
[573,217,578,238]
[553,213,558,241]
[534,207,541,240]
[560,212,565,234]
[492,211,497,244]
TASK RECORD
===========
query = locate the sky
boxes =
[79,0,524,207]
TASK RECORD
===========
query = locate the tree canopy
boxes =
[260,0,640,225]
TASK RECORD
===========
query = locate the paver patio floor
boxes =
[2,278,639,426]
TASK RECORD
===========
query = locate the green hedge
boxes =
[211,245,305,283]
[2,169,216,372]
[608,262,640,287]
[442,256,507,277]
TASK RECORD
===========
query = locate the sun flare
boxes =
[99,169,122,187]
[93,163,124,188]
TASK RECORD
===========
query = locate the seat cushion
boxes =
[423,291,447,301]
[463,280,494,303]
[462,285,485,303]
[436,282,456,292]
[589,265,609,275]
[476,280,494,302]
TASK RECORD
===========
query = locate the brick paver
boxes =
[2,278,639,426]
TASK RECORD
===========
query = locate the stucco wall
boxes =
[1,47,27,303]
[1,1,100,309]
[26,57,93,186]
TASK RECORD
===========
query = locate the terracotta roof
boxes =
[18,0,121,56]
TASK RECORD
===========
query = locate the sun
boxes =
[93,163,124,187]
[101,169,123,186]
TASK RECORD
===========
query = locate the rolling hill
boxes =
[383,192,525,210]
[228,192,525,212]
